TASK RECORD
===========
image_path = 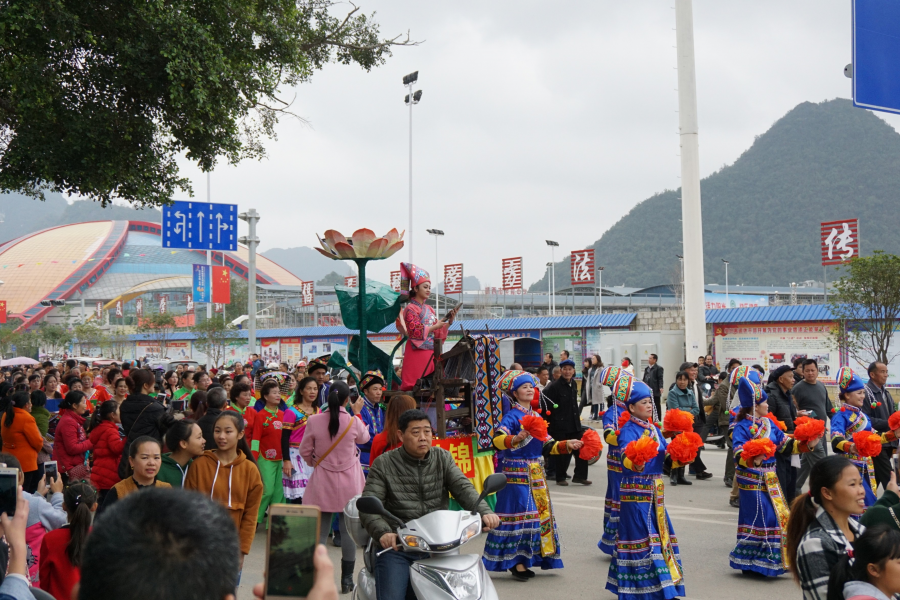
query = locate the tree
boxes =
[0,1,412,207]
[73,322,105,356]
[192,316,239,368]
[0,322,21,357]
[38,324,73,359]
[105,331,132,361]
[828,251,900,366]
[317,271,347,286]
[136,312,178,360]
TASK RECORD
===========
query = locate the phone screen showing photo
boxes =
[0,472,17,516]
[266,513,317,598]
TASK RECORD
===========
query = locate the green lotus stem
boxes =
[356,258,368,375]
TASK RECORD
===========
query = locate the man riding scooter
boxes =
[359,409,501,600]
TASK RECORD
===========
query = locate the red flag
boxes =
[212,267,231,304]
[0,301,6,325]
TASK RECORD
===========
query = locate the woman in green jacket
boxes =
[666,371,699,486]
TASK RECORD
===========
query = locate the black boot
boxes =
[670,470,678,486]
[341,560,355,594]
[676,467,692,485]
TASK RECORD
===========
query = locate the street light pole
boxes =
[598,266,604,315]
[239,209,261,358]
[546,240,559,316]
[722,258,729,307]
[403,71,422,263]
[426,229,444,314]
[676,254,685,311]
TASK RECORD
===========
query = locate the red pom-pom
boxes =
[579,428,604,461]
[618,411,631,429]
[663,409,694,433]
[852,431,884,458]
[793,418,826,442]
[765,412,787,432]
[888,411,900,431]
[545,410,551,415]
[520,415,549,441]
[668,431,703,464]
[624,436,659,467]
[741,438,777,461]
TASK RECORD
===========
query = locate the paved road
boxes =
[239,441,800,600]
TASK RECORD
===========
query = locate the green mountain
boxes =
[530,98,900,291]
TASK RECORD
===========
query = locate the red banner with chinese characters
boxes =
[344,276,358,288]
[212,267,231,304]
[95,301,103,320]
[821,219,859,266]
[432,436,475,478]
[184,294,194,314]
[135,298,143,318]
[115,300,124,318]
[501,257,523,290]
[214,303,224,313]
[390,270,401,292]
[159,295,168,314]
[0,301,6,325]
[444,264,463,294]
[301,281,315,306]
[570,248,595,285]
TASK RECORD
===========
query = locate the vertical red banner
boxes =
[390,270,401,292]
[345,276,358,288]
[159,295,168,314]
[444,264,463,294]
[95,301,103,319]
[570,249,595,285]
[301,281,315,306]
[501,257,523,290]
[0,301,6,325]
[212,267,231,303]
[821,219,860,265]
[185,294,194,314]
[115,299,124,317]
[135,298,143,318]
[214,303,224,313]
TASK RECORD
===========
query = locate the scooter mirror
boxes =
[473,473,508,513]
[357,496,406,528]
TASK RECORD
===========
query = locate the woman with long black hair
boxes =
[299,381,367,593]
[39,481,98,600]
[1,391,43,492]
[826,524,900,600]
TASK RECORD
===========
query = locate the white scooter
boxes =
[345,473,507,600]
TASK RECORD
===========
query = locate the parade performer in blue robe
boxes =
[607,377,686,600]
[356,370,385,476]
[730,376,820,576]
[483,370,583,581]
[830,366,900,512]
[598,365,633,555]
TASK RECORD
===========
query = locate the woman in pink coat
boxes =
[299,380,368,594]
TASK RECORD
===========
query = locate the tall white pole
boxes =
[676,0,707,359]
[207,173,212,320]
[598,267,603,315]
[408,84,414,263]
[434,235,439,314]
[551,248,556,316]
[725,262,729,306]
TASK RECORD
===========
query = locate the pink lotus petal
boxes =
[367,238,389,258]
[351,228,376,257]
[317,234,338,256]
[323,230,348,249]
[334,241,357,259]
[381,240,405,259]
[315,247,341,260]
[384,228,401,245]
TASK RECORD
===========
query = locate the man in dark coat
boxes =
[862,361,897,491]
[643,353,664,419]
[767,365,799,502]
[544,359,590,485]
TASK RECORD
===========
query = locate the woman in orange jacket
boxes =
[1,391,45,493]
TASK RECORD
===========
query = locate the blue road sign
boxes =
[853,0,900,114]
[162,201,238,251]
[193,264,211,303]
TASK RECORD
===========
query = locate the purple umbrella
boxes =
[0,357,40,367]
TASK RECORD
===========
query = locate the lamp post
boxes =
[546,240,559,315]
[404,71,422,262]
[722,258,729,307]
[426,229,444,314]
[545,263,552,316]
[598,266,604,315]
[239,209,261,357]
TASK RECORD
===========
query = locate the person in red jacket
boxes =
[227,382,257,445]
[87,401,125,506]
[251,380,284,523]
[39,481,98,600]
[368,395,416,465]
[52,392,93,484]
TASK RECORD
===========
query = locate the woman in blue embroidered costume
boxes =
[730,376,820,577]
[830,366,900,512]
[356,370,385,476]
[482,370,583,581]
[607,377,686,600]
[598,365,633,555]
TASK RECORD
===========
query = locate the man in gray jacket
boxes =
[361,409,499,600]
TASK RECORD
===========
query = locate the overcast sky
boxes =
[175,0,900,289]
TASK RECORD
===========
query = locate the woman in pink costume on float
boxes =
[395,263,457,391]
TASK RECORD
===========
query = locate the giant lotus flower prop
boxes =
[316,229,404,260]
[314,227,405,384]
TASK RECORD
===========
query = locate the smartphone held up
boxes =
[265,504,320,599]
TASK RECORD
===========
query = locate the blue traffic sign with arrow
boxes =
[162,201,238,251]
[852,0,900,114]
